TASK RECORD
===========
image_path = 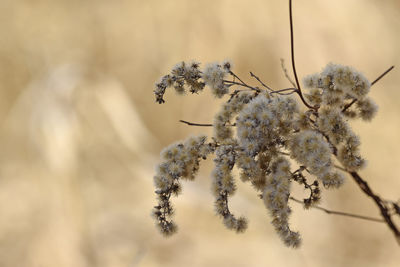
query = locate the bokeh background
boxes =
[0,0,399,266]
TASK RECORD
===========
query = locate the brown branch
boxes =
[179,120,236,127]
[371,65,395,86]
[179,120,213,127]
[349,171,400,245]
[249,72,274,91]
[229,70,247,86]
[342,99,357,113]
[269,87,298,95]
[224,80,260,92]
[332,146,400,244]
[333,164,347,172]
[289,0,316,111]
[228,71,261,92]
[289,197,384,223]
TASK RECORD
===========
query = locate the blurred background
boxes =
[0,0,399,266]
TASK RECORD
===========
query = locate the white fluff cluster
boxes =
[214,91,253,142]
[318,107,351,145]
[289,130,344,188]
[152,59,382,248]
[154,61,205,103]
[316,107,365,172]
[236,150,266,191]
[303,63,377,121]
[202,62,230,98]
[158,135,212,181]
[303,63,371,101]
[212,140,248,233]
[338,133,366,171]
[302,63,373,174]
[212,141,237,197]
[152,135,213,236]
[356,97,378,121]
[236,93,298,156]
[263,157,301,248]
[154,60,237,103]
[322,63,370,99]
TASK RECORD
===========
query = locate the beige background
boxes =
[0,0,399,266]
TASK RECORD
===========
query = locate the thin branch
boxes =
[342,65,395,112]
[333,164,347,172]
[371,65,395,86]
[179,120,213,127]
[179,120,236,127]
[289,197,385,223]
[228,70,260,92]
[229,70,247,86]
[289,0,316,110]
[349,171,400,245]
[289,0,299,90]
[280,58,297,88]
[224,80,260,92]
[270,87,298,95]
[249,71,274,91]
[342,99,357,113]
[332,146,400,244]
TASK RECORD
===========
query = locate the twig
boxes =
[289,197,384,223]
[342,99,357,113]
[371,65,395,86]
[249,71,274,91]
[332,146,400,244]
[269,87,298,95]
[179,120,213,127]
[333,164,347,172]
[228,71,260,92]
[229,71,247,86]
[289,0,316,110]
[342,65,394,112]
[349,171,400,245]
[280,58,297,88]
[224,80,260,92]
[179,120,236,127]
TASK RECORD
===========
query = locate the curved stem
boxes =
[289,0,316,110]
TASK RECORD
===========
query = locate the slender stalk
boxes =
[280,58,297,88]
[224,80,260,92]
[349,171,400,245]
[179,120,213,127]
[371,65,394,86]
[249,71,274,91]
[289,197,384,223]
[269,87,298,95]
[289,0,315,110]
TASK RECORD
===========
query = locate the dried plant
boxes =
[151,0,399,248]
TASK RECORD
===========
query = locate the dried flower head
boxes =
[149,0,396,247]
[151,56,382,247]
